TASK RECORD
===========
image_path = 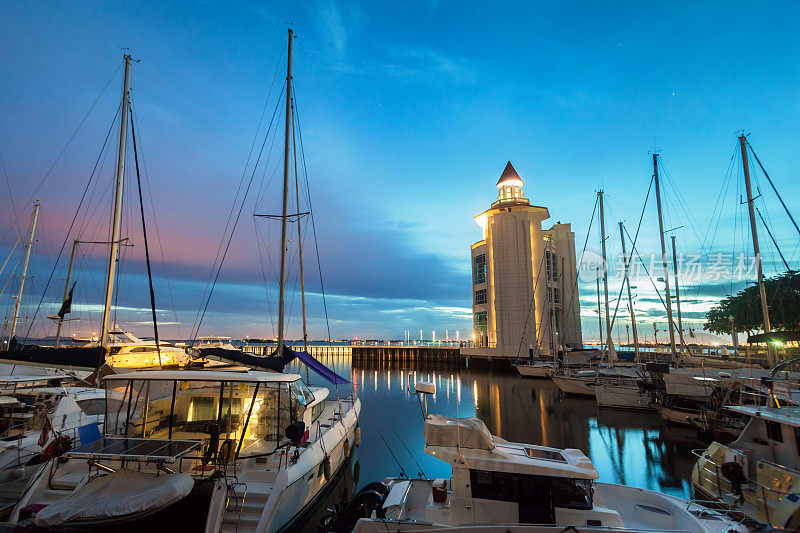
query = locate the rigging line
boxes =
[0,232,24,282]
[605,179,654,340]
[253,219,276,337]
[131,102,183,338]
[189,56,286,336]
[624,225,669,312]
[747,141,800,238]
[21,103,122,343]
[516,242,550,358]
[190,86,286,341]
[292,88,332,344]
[21,62,123,215]
[558,194,600,340]
[0,147,21,237]
[129,107,161,364]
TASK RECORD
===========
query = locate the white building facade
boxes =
[469,162,582,358]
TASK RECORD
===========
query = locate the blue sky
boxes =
[1,1,799,341]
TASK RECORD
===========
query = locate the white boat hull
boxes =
[552,376,595,397]
[513,363,554,378]
[595,383,653,411]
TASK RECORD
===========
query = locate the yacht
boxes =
[692,405,800,529]
[339,413,745,532]
[9,369,361,531]
[105,330,192,369]
[196,336,237,350]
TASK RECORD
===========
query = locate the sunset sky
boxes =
[2,1,799,342]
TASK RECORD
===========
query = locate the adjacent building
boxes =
[467,162,582,358]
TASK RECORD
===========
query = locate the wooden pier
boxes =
[351,345,461,363]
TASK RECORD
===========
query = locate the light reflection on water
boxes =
[287,355,707,500]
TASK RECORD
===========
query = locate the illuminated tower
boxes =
[469,162,582,357]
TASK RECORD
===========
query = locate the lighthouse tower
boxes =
[467,162,582,358]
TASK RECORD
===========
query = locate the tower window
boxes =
[546,251,551,281]
[547,287,552,303]
[473,254,486,285]
[474,311,488,334]
[554,288,560,304]
[552,253,559,282]
[474,289,487,305]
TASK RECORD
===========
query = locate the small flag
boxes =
[58,282,76,319]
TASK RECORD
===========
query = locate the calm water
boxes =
[288,355,710,530]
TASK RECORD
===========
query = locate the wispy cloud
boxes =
[381,46,477,84]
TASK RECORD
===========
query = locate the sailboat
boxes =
[9,33,362,532]
[0,55,191,372]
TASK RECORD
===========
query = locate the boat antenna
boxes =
[375,424,407,479]
[387,424,427,479]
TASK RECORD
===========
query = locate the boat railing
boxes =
[691,447,799,526]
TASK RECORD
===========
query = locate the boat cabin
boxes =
[413,415,624,527]
[100,369,329,461]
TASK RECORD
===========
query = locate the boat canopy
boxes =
[424,414,495,451]
[34,469,193,527]
[103,369,301,383]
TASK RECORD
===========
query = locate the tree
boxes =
[704,271,800,335]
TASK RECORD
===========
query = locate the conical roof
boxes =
[496,161,523,186]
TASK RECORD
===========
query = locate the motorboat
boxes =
[0,377,122,470]
[196,336,237,351]
[104,330,192,369]
[9,368,361,532]
[332,413,745,532]
[692,405,800,529]
[0,374,117,519]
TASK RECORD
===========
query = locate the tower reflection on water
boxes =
[286,354,706,502]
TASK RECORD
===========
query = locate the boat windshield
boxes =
[105,377,309,458]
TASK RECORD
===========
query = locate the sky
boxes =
[1,1,799,342]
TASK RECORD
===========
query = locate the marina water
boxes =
[286,350,709,529]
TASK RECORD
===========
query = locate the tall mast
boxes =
[653,154,677,358]
[100,54,132,347]
[277,29,293,357]
[740,135,775,366]
[9,202,40,341]
[598,191,613,359]
[596,267,604,357]
[54,239,79,348]
[671,235,686,354]
[619,222,639,362]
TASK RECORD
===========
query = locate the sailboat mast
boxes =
[9,202,40,341]
[619,222,639,362]
[596,267,604,356]
[277,29,293,357]
[739,135,775,366]
[100,54,132,348]
[598,190,613,358]
[653,154,677,358]
[54,239,78,348]
[671,235,687,354]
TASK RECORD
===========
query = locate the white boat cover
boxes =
[424,414,495,450]
[34,469,193,527]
